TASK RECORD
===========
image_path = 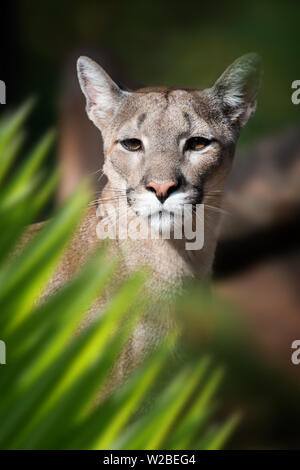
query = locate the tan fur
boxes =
[26,54,262,382]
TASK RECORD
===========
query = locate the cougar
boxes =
[75,52,262,283]
[28,53,262,377]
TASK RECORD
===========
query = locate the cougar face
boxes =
[77,54,262,233]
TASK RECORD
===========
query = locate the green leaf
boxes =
[197,413,240,450]
[0,171,58,263]
[166,367,224,450]
[0,181,90,335]
[0,129,55,208]
[0,131,26,184]
[0,99,34,155]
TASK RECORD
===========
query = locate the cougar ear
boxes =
[208,53,263,128]
[77,56,128,127]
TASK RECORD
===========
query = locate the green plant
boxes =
[0,104,238,450]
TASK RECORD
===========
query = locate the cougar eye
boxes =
[121,139,143,152]
[184,137,211,152]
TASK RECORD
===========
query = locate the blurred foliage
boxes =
[9,0,299,148]
[174,281,300,449]
[0,105,238,449]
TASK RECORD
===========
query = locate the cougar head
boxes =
[77,54,262,232]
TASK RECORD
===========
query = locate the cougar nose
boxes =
[146,180,179,203]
